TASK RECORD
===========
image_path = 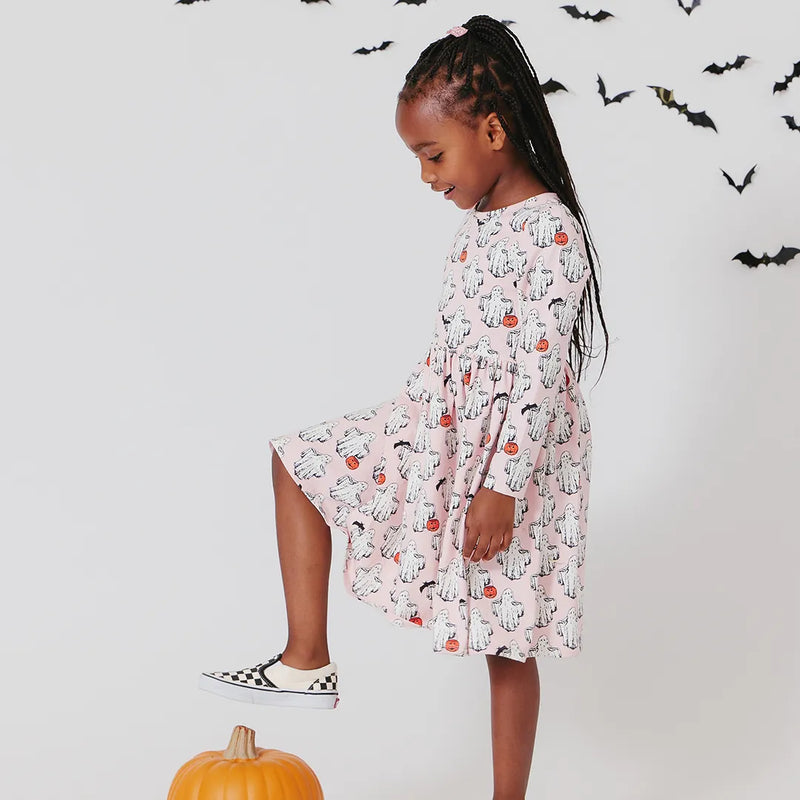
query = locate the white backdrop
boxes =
[2,1,799,798]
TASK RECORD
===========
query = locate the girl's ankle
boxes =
[280,648,332,670]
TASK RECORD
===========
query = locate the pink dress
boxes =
[269,191,592,662]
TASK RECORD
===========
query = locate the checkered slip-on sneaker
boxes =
[198,652,339,710]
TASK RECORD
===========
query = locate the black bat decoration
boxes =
[301,0,331,3]
[648,85,717,131]
[720,164,756,194]
[783,115,800,131]
[394,0,428,5]
[561,5,614,22]
[774,60,800,93]
[733,246,799,268]
[501,20,516,27]
[419,580,436,592]
[175,0,209,4]
[540,78,568,95]
[704,55,750,75]
[353,41,393,55]
[677,0,703,14]
[597,75,634,105]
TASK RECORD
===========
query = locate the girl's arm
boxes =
[480,207,591,500]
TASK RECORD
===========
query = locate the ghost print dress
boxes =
[269,191,593,662]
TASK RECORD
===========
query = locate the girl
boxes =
[199,14,609,798]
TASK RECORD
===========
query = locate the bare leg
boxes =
[485,654,541,800]
[271,446,332,670]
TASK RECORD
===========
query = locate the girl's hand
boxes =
[463,487,515,562]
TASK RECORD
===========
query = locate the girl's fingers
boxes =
[482,530,512,561]
[463,524,512,562]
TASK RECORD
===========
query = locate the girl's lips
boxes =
[444,186,455,198]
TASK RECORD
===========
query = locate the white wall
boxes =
[2,1,799,798]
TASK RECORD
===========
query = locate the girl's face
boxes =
[396,94,545,212]
[395,95,499,211]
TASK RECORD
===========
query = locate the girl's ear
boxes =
[485,112,507,150]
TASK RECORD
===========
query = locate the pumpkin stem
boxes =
[223,725,258,760]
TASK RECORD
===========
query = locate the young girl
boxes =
[200,13,608,797]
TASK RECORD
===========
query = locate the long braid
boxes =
[398,14,610,384]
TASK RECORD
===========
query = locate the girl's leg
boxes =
[485,654,541,800]
[271,447,332,670]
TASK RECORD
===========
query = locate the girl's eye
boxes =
[429,153,443,162]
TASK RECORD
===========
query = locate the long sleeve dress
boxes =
[268,191,593,662]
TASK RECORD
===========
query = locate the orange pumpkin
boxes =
[394,552,400,563]
[484,585,497,598]
[410,616,422,626]
[345,455,359,470]
[554,231,569,245]
[503,441,519,455]
[426,355,430,366]
[502,314,518,328]
[459,249,468,262]
[463,372,471,385]
[376,472,386,485]
[445,638,460,652]
[484,433,491,444]
[427,518,440,532]
[535,339,549,352]
[521,220,526,230]
[167,725,324,800]
[440,414,452,427]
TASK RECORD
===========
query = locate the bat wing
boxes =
[773,60,800,93]
[609,89,635,104]
[540,77,568,94]
[677,0,703,14]
[741,164,757,188]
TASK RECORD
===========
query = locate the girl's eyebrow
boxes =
[412,140,438,152]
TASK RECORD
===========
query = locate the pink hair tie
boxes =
[446,25,468,37]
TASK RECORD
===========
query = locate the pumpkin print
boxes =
[267,191,592,664]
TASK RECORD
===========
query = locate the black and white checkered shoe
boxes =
[198,652,339,709]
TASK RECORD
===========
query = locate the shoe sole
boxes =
[198,673,340,710]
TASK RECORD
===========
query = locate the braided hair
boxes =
[398,14,609,384]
